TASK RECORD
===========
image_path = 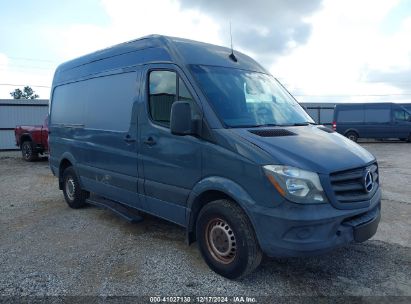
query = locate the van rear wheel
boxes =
[62,167,89,209]
[196,199,262,279]
[345,131,358,142]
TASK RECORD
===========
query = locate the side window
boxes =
[51,72,137,131]
[86,72,137,131]
[149,71,177,126]
[394,109,406,121]
[51,81,88,125]
[338,109,363,122]
[364,108,390,123]
[149,70,198,126]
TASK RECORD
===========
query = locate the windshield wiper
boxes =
[229,122,317,128]
[229,123,279,128]
[254,123,280,128]
[279,122,317,126]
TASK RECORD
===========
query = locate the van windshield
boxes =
[190,65,314,128]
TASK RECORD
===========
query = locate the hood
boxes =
[230,125,375,174]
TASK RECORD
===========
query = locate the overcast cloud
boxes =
[366,65,411,92]
[1,0,410,103]
[179,0,323,62]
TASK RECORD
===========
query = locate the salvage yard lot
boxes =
[0,143,410,297]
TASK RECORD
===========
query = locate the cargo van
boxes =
[49,35,381,279]
[333,103,411,142]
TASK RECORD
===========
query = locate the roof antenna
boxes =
[229,22,237,62]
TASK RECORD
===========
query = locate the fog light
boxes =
[296,227,313,240]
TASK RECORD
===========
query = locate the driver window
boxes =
[149,71,176,126]
[149,70,199,127]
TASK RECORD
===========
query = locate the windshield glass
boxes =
[190,65,314,127]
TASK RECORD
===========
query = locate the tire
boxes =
[21,141,38,162]
[408,134,411,143]
[196,199,262,279]
[345,131,358,142]
[62,166,89,209]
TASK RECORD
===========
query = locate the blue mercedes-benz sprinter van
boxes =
[49,35,381,279]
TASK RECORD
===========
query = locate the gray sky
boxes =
[0,0,410,103]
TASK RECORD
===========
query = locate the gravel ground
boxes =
[0,143,410,299]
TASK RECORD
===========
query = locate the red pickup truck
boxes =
[15,116,49,161]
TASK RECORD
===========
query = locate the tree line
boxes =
[10,86,39,99]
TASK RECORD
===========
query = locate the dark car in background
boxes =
[333,103,411,142]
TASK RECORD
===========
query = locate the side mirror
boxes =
[170,101,194,136]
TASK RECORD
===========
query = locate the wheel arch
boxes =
[19,134,32,147]
[344,128,360,137]
[58,152,78,190]
[186,176,258,245]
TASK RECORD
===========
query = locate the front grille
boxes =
[330,163,379,204]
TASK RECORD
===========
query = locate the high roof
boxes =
[52,35,268,86]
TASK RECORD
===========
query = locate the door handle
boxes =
[124,134,136,143]
[144,136,156,146]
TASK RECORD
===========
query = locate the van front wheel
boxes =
[345,131,358,142]
[196,200,262,279]
[62,167,89,209]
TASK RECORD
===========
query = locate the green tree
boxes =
[10,86,39,99]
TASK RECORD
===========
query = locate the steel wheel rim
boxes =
[205,218,237,264]
[65,177,76,201]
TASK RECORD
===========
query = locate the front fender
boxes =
[187,176,257,211]
[185,176,259,244]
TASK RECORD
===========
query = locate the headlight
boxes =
[263,165,328,204]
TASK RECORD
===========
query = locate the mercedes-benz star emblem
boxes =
[364,170,373,193]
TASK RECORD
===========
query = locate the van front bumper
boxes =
[250,187,381,257]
